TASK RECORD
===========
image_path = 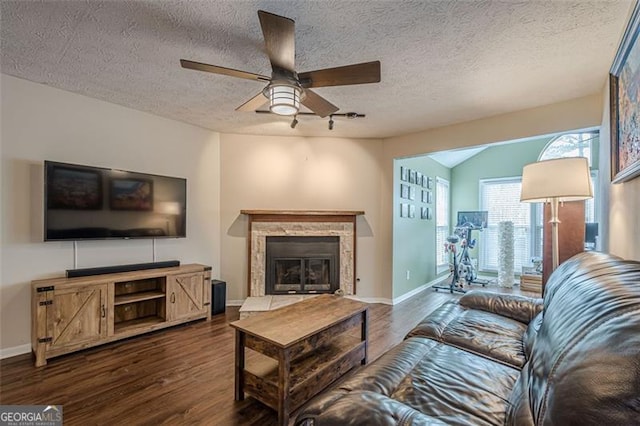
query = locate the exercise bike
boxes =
[434,223,488,294]
[433,233,466,293]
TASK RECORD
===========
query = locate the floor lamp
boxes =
[520,157,593,272]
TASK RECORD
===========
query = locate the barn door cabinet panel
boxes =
[167,272,208,321]
[35,284,108,361]
[32,264,211,367]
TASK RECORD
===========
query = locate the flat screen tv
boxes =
[44,161,186,241]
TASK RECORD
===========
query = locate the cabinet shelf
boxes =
[114,291,165,305]
[114,316,165,334]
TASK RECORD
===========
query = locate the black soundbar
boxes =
[66,260,180,278]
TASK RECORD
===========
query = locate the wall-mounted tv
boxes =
[44,161,186,241]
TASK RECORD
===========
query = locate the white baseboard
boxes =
[226,282,442,308]
[0,343,31,359]
[347,296,393,305]
[391,277,440,305]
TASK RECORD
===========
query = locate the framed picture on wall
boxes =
[421,175,429,188]
[610,1,640,183]
[400,183,410,199]
[426,177,434,189]
[409,204,416,218]
[409,186,416,200]
[400,166,409,182]
[421,206,429,220]
[400,203,409,218]
[415,171,423,185]
[409,170,416,184]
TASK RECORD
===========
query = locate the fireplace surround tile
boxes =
[250,222,355,296]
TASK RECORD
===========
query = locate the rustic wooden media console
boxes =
[31,263,211,367]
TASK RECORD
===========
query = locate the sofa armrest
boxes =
[295,390,447,426]
[460,290,543,324]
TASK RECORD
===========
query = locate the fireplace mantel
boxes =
[241,210,364,222]
[242,210,364,297]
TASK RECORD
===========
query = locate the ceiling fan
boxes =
[180,10,381,118]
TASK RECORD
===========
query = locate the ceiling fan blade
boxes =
[301,89,339,118]
[258,10,295,72]
[236,92,268,112]
[180,59,270,82]
[298,61,381,88]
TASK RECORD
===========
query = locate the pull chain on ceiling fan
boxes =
[180,10,381,118]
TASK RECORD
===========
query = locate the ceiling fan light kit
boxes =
[265,82,302,116]
[180,9,381,125]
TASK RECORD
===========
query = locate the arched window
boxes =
[538,132,597,164]
[535,131,599,253]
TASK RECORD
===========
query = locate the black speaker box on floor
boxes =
[66,260,180,278]
[211,280,226,315]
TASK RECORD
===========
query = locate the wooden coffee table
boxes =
[230,294,368,426]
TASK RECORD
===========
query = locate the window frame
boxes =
[478,176,533,273]
[435,177,450,274]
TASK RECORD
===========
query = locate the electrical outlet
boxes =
[406,270,411,280]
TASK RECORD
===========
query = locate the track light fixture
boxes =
[254,110,366,130]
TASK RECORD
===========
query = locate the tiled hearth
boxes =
[238,295,319,319]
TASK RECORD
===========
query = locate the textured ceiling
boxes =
[0,1,633,138]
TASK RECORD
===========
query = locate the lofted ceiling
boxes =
[429,146,488,168]
[0,1,633,139]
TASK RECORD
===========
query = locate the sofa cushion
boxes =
[297,337,520,426]
[459,290,543,324]
[407,300,529,367]
[295,390,449,425]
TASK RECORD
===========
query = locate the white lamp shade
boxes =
[520,157,593,203]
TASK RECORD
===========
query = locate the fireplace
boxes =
[242,210,364,297]
[266,236,340,294]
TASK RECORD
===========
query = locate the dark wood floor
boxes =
[0,285,504,425]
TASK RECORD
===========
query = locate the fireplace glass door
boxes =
[266,236,340,295]
[274,258,331,293]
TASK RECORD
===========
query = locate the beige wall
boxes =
[0,75,221,354]
[599,82,640,261]
[219,134,385,302]
[386,94,603,159]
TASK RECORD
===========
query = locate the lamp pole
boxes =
[549,197,561,271]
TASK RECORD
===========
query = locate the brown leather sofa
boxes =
[295,252,640,425]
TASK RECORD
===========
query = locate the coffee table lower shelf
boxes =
[244,335,365,412]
